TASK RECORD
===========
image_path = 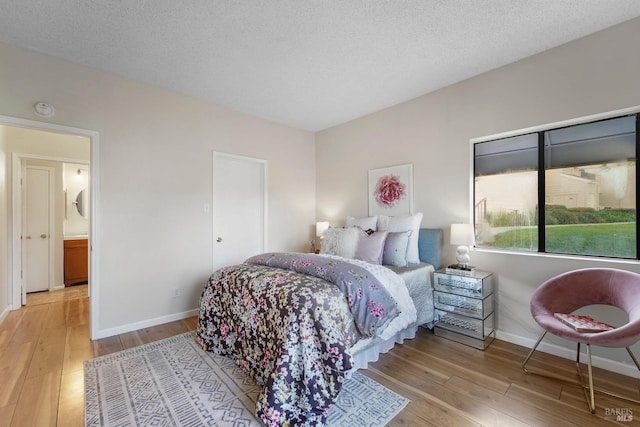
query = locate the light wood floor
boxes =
[1,288,639,426]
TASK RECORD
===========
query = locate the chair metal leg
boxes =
[575,344,596,413]
[521,330,585,384]
[522,330,547,373]
[574,344,640,413]
[523,331,640,414]
[626,346,640,371]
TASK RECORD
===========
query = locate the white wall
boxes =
[316,18,640,375]
[0,42,316,337]
[0,127,8,323]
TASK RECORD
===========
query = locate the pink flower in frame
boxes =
[374,174,406,208]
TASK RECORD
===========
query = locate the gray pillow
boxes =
[382,231,412,267]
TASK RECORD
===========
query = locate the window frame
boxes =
[471,106,640,261]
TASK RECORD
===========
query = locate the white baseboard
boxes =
[496,330,640,378]
[93,308,199,340]
[0,305,10,326]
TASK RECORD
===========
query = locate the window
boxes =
[474,113,638,259]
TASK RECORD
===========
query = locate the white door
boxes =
[24,166,53,293]
[212,153,267,271]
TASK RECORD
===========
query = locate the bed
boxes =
[196,225,442,426]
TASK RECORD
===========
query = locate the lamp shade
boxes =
[316,221,330,237]
[450,223,475,246]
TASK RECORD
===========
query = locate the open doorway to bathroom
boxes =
[22,159,90,307]
[0,117,97,315]
[9,128,90,306]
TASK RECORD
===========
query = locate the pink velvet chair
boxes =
[522,268,640,413]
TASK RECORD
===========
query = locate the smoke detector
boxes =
[34,102,55,117]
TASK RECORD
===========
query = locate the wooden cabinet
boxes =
[64,239,88,286]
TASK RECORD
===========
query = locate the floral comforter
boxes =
[195,252,406,426]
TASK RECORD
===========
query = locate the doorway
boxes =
[212,152,267,271]
[14,154,90,305]
[1,114,100,339]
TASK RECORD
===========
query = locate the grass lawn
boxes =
[489,223,636,258]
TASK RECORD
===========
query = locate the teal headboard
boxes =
[418,228,443,269]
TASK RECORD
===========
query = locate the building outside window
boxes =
[474,114,637,259]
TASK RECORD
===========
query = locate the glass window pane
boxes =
[474,136,538,251]
[475,133,538,176]
[544,164,636,258]
[544,116,636,258]
[474,113,637,259]
[545,116,635,168]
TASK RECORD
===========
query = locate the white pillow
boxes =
[320,227,360,259]
[377,212,423,264]
[345,215,377,231]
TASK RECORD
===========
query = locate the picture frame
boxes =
[368,163,413,216]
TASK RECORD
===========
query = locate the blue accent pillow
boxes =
[382,231,411,267]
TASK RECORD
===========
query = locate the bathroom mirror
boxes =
[74,188,89,219]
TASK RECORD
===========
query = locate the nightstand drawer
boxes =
[434,272,493,299]
[434,309,494,339]
[434,291,494,319]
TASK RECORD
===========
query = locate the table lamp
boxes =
[313,221,330,253]
[450,223,475,267]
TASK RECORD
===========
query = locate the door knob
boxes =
[216,237,223,242]
[25,235,31,240]
[40,234,48,239]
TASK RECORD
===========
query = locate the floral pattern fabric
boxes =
[246,253,400,337]
[195,253,401,426]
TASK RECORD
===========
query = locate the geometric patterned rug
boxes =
[84,332,408,426]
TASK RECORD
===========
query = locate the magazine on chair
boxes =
[554,313,614,333]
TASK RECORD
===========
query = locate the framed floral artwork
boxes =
[368,163,413,216]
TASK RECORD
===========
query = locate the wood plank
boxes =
[43,301,70,329]
[443,374,577,427]
[558,379,640,418]
[365,367,481,427]
[0,403,15,427]
[63,324,94,374]
[0,341,34,407]
[92,335,123,357]
[64,296,89,326]
[506,382,625,426]
[9,304,49,344]
[367,360,532,427]
[377,347,451,384]
[388,343,511,393]
[0,309,25,351]
[27,325,66,379]
[183,316,199,330]
[139,319,193,344]
[58,369,85,427]
[118,330,146,350]
[11,370,61,427]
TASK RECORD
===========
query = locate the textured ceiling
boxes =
[2,1,640,131]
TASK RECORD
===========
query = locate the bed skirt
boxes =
[350,322,432,371]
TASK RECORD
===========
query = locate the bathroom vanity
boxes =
[64,237,88,286]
